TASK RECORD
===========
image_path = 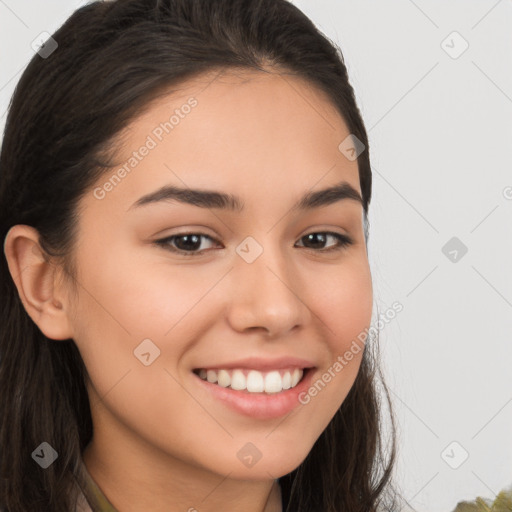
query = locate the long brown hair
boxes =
[0,1,399,510]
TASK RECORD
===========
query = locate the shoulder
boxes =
[69,477,94,512]
[75,489,94,512]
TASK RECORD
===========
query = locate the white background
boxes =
[1,1,511,511]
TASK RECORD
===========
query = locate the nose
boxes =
[225,244,311,338]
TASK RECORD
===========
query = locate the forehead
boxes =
[87,68,361,215]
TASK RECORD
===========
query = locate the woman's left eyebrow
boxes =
[127,180,363,213]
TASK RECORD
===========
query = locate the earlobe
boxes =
[3,225,75,341]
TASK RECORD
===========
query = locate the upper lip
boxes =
[194,356,316,372]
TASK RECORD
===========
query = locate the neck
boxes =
[82,438,282,512]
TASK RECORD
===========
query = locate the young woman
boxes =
[0,0,399,510]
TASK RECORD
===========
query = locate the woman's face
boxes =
[67,69,373,480]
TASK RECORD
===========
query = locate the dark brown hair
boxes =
[0,0,399,510]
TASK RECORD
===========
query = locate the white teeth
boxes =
[291,368,301,387]
[282,371,292,390]
[217,369,231,387]
[230,369,246,391]
[206,370,217,383]
[196,367,305,394]
[246,370,264,392]
[264,371,282,393]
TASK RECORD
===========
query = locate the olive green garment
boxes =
[75,463,118,512]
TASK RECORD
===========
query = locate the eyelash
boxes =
[154,231,354,257]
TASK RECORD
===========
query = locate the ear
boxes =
[3,224,75,341]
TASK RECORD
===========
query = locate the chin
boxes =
[213,449,309,481]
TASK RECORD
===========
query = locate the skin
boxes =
[4,69,373,512]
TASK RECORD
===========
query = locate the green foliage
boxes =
[452,487,512,512]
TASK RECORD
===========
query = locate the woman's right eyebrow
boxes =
[127,180,363,213]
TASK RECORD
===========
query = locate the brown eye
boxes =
[296,232,353,252]
[154,231,353,257]
[154,233,219,256]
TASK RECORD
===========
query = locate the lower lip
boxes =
[192,368,316,420]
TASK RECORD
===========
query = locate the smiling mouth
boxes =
[192,367,312,394]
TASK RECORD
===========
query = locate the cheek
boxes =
[70,243,228,421]
[73,239,216,342]
[68,246,179,391]
[299,257,372,416]
[313,256,373,350]
[71,248,219,461]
